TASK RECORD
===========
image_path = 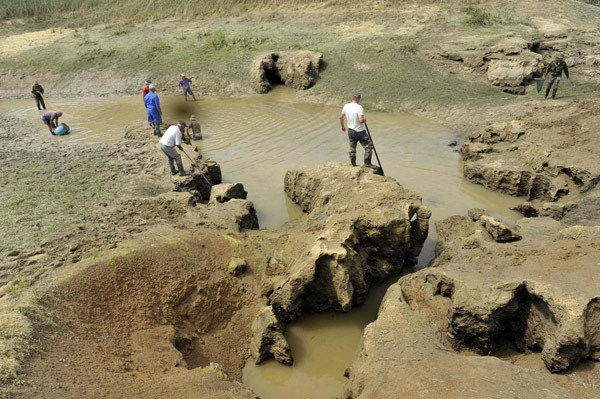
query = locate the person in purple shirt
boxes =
[144,84,162,136]
[178,73,196,101]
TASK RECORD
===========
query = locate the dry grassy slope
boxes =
[1,0,600,113]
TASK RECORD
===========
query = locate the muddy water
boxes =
[0,87,523,398]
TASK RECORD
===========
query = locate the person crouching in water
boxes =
[41,111,62,135]
[160,121,191,176]
[144,84,162,136]
[187,115,202,140]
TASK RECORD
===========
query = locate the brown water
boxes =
[0,87,523,398]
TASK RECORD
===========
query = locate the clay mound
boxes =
[265,163,430,322]
[251,51,322,93]
[461,99,600,218]
[346,214,600,398]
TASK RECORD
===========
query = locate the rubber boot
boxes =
[349,153,357,167]
[545,86,551,99]
[552,88,558,99]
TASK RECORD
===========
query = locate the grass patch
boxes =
[464,1,495,25]
[0,0,340,22]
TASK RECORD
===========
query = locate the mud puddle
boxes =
[0,87,523,398]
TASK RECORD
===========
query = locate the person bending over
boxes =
[187,115,202,140]
[160,121,191,176]
[41,111,62,135]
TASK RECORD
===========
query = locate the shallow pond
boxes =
[0,86,522,399]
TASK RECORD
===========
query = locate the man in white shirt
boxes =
[159,121,191,176]
[339,92,374,167]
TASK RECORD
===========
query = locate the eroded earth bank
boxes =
[346,99,600,398]
[1,115,432,398]
[1,93,599,399]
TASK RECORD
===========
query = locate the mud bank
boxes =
[346,212,600,398]
[2,108,432,398]
[461,98,600,219]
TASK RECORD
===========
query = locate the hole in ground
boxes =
[264,65,283,86]
[528,42,541,54]
[173,336,210,369]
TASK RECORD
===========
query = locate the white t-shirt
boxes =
[160,125,182,147]
[341,102,365,132]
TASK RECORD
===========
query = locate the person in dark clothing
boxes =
[545,55,569,99]
[32,81,46,110]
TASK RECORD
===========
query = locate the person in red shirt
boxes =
[142,80,151,99]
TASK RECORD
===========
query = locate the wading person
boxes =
[187,115,202,140]
[141,80,151,100]
[160,121,191,176]
[545,54,569,100]
[339,92,374,167]
[144,84,162,136]
[32,81,46,110]
[178,73,196,101]
[41,111,62,135]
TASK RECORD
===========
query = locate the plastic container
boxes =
[54,123,70,136]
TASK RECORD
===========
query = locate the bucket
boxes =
[535,78,545,93]
[54,123,70,136]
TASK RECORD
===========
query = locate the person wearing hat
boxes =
[41,111,63,135]
[339,92,374,167]
[160,121,191,176]
[144,83,162,136]
[178,73,196,101]
[141,80,152,100]
[31,81,46,110]
[187,114,202,140]
[544,54,569,100]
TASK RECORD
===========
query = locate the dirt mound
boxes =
[265,163,430,322]
[346,214,600,398]
[251,51,322,93]
[461,99,600,218]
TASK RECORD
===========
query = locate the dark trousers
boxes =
[348,129,374,165]
[35,96,46,110]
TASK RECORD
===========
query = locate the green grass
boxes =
[0,153,121,256]
[463,1,496,26]
[2,0,600,112]
[1,0,354,22]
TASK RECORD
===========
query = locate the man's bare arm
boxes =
[339,113,346,131]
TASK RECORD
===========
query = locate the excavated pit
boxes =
[449,285,559,358]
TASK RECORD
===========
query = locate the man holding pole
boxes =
[32,81,46,110]
[159,121,191,176]
[340,92,374,167]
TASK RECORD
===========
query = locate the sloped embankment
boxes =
[346,212,600,398]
